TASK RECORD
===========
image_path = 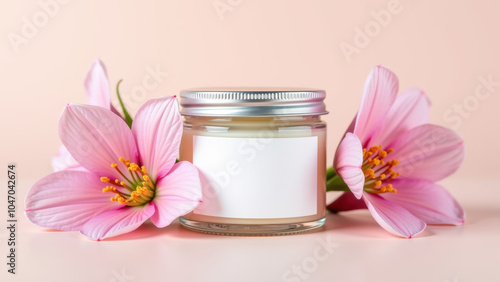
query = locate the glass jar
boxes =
[179,88,328,235]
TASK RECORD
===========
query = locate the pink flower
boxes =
[26,96,202,240]
[52,59,122,171]
[328,65,465,238]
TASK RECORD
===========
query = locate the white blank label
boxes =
[193,135,318,219]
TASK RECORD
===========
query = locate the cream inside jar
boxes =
[179,88,328,235]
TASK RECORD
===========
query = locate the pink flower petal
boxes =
[327,192,367,212]
[363,193,426,238]
[354,65,399,144]
[52,145,83,171]
[343,117,356,135]
[388,124,465,182]
[150,161,202,228]
[334,133,364,199]
[84,59,120,115]
[59,104,138,179]
[25,170,121,231]
[132,96,182,180]
[80,204,155,240]
[382,179,465,225]
[368,87,431,148]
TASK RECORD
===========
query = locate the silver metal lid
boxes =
[179,88,328,117]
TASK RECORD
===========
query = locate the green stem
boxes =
[326,170,350,192]
[116,79,134,128]
[326,166,336,181]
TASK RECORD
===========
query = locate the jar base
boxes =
[179,217,326,236]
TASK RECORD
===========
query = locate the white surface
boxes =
[0,178,499,282]
[193,135,318,218]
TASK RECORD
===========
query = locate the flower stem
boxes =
[326,167,349,192]
[116,79,134,128]
[326,166,336,181]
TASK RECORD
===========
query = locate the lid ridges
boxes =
[180,88,328,117]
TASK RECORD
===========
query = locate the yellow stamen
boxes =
[101,157,156,206]
[361,145,400,194]
[129,163,140,171]
[363,168,375,179]
[131,191,140,200]
[102,186,117,193]
[387,184,393,192]
[378,150,387,158]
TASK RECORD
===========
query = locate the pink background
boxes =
[2,0,499,180]
[1,1,499,281]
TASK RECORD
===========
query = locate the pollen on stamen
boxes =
[102,186,117,193]
[386,184,397,193]
[364,168,375,179]
[110,194,123,202]
[103,159,156,206]
[131,191,140,200]
[378,151,388,158]
[129,163,140,171]
[119,157,131,167]
[362,145,401,194]
[390,172,401,179]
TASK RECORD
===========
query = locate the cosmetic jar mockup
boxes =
[179,88,328,235]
